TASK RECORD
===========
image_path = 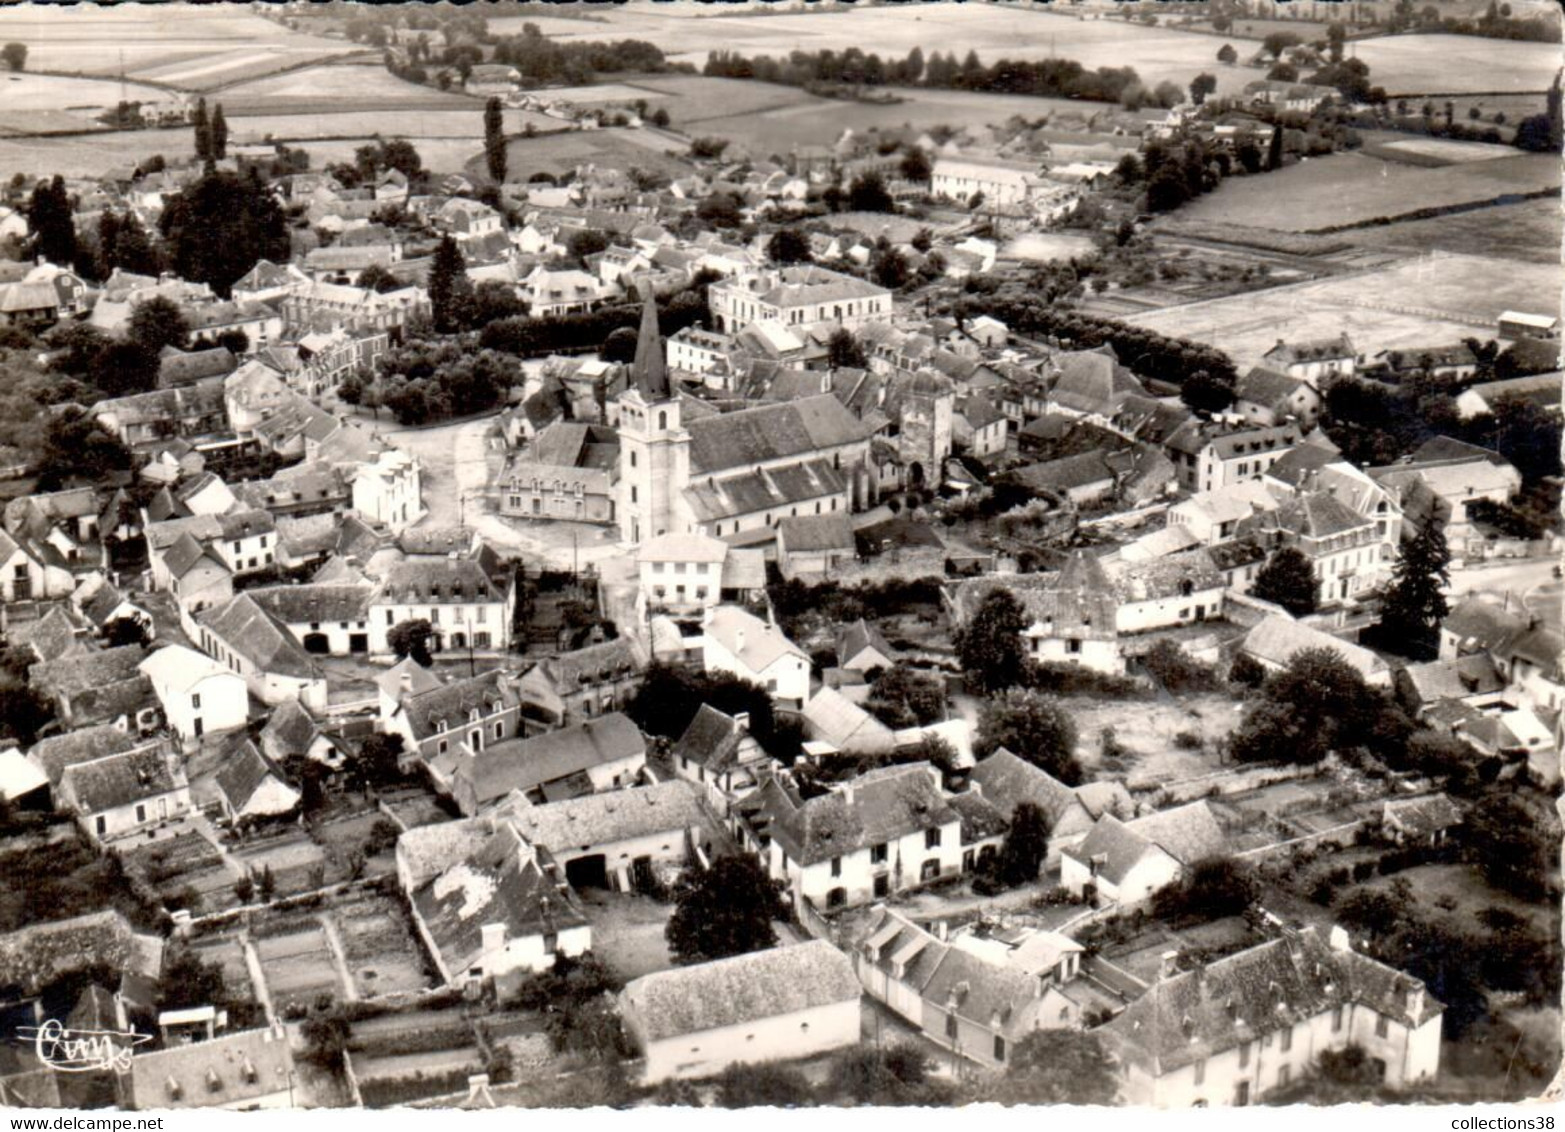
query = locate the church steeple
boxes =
[632,293,671,401]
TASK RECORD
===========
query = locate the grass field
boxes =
[502,126,693,179]
[1004,232,1100,263]
[1353,33,1561,95]
[1177,149,1560,232]
[219,59,480,112]
[229,107,558,144]
[0,5,355,88]
[1124,251,1558,365]
[0,71,166,112]
[1347,196,1563,264]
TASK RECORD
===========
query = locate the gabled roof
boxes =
[215,736,298,817]
[671,703,749,772]
[778,512,855,554]
[1383,793,1463,837]
[60,745,178,812]
[536,637,645,691]
[686,394,868,475]
[1107,547,1224,602]
[1104,927,1439,1078]
[1064,800,1225,884]
[197,594,322,682]
[622,940,858,1042]
[128,1027,294,1110]
[31,645,146,700]
[1235,366,1312,409]
[705,605,805,674]
[459,713,645,808]
[1241,615,1390,682]
[27,724,139,786]
[399,670,517,743]
[837,618,897,669]
[502,778,710,852]
[138,643,237,693]
[761,761,954,867]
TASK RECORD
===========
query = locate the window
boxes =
[925,828,942,849]
[494,722,504,740]
[631,486,638,503]
[1239,1040,1251,1069]
[1375,1015,1389,1038]
[542,932,558,955]
[1193,1058,1205,1086]
[1280,1025,1292,1053]
[191,694,202,710]
[870,842,888,864]
[1278,1065,1291,1088]
[95,815,106,836]
[1066,638,1082,654]
[437,739,448,755]
[945,1013,958,1041]
[1331,1006,1344,1033]
[993,1035,1006,1062]
[830,856,841,877]
[630,451,637,468]
[1235,1082,1250,1107]
[135,804,146,823]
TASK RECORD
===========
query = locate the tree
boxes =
[689,136,730,160]
[387,618,435,666]
[1267,62,1299,82]
[766,227,812,265]
[994,800,1050,887]
[106,210,162,277]
[826,327,867,369]
[0,683,51,747]
[159,167,290,297]
[847,172,894,213]
[981,1030,1119,1105]
[192,97,210,161]
[300,1007,351,1071]
[1466,795,1551,900]
[128,296,191,354]
[156,944,227,1012]
[1228,647,1389,766]
[1327,21,1347,63]
[103,617,151,649]
[427,235,472,334]
[1378,520,1449,658]
[870,245,909,289]
[356,263,401,293]
[956,587,1028,695]
[1145,162,1189,213]
[483,96,508,183]
[34,407,132,490]
[90,340,159,398]
[601,325,639,364]
[349,732,405,792]
[1179,367,1235,413]
[209,104,228,161]
[714,1062,815,1108]
[666,854,787,965]
[566,228,610,264]
[974,690,1081,784]
[1267,121,1285,170]
[864,663,945,728]
[695,192,743,229]
[1151,856,1258,924]
[825,1043,942,1106]
[1,43,26,73]
[899,147,931,183]
[28,175,75,267]
[1189,72,1218,106]
[649,107,670,128]
[1217,42,1238,64]
[1262,31,1304,60]
[1252,547,1318,617]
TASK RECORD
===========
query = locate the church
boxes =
[616,297,877,545]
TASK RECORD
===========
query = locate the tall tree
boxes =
[1378,519,1449,657]
[0,43,26,73]
[483,96,507,183]
[995,800,1050,886]
[109,210,162,277]
[977,1030,1119,1105]
[128,295,191,354]
[427,235,472,334]
[826,327,867,369]
[209,104,228,160]
[1267,121,1285,170]
[766,227,812,265]
[974,690,1081,783]
[1252,547,1318,617]
[27,175,75,267]
[192,97,210,161]
[956,587,1029,695]
[158,167,290,297]
[666,854,788,964]
[1189,72,1217,105]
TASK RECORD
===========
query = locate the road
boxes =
[1445,556,1559,606]
[378,413,632,572]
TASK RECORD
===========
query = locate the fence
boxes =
[1234,818,1366,862]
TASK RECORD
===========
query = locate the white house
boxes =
[702,605,809,704]
[709,266,891,336]
[1104,928,1443,1106]
[1060,800,1226,907]
[352,449,423,531]
[620,940,860,1083]
[638,532,728,616]
[139,645,250,749]
[56,742,192,843]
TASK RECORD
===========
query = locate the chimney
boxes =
[968,780,982,799]
[933,920,949,942]
[733,711,750,733]
[400,670,412,694]
[1406,982,1425,1017]
[839,781,856,807]
[480,922,507,953]
[1160,950,1180,980]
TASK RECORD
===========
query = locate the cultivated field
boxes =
[502,126,693,179]
[219,59,481,113]
[254,919,342,1013]
[0,71,166,113]
[232,830,330,897]
[0,6,356,89]
[1353,33,1561,95]
[333,892,431,1000]
[1177,149,1560,232]
[1125,251,1559,365]
[228,107,559,145]
[1347,196,1563,265]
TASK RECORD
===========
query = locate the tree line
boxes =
[705,45,1145,105]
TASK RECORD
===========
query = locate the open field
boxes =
[1067,692,1243,785]
[502,126,693,180]
[1004,232,1100,263]
[229,107,559,144]
[0,127,188,177]
[0,6,355,89]
[255,922,341,1012]
[1353,33,1561,95]
[219,60,480,113]
[1125,250,1558,365]
[1347,196,1563,264]
[0,71,166,113]
[1177,149,1560,232]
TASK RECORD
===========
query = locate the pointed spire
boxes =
[632,292,671,401]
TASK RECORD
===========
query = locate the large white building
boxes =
[709,265,891,336]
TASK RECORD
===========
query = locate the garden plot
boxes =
[310,811,399,880]
[349,1008,484,1106]
[1067,693,1241,784]
[253,918,342,1014]
[331,892,431,1000]
[379,790,449,831]
[123,832,238,915]
[190,934,253,1002]
[232,830,329,897]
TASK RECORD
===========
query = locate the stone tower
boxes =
[615,296,689,544]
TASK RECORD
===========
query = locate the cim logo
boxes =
[17,1019,152,1074]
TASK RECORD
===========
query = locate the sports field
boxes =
[1177,149,1560,232]
[1123,251,1558,366]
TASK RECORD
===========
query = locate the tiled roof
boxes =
[670,704,745,771]
[27,724,139,786]
[1383,793,1464,837]
[762,761,954,867]
[622,940,858,1042]
[158,346,237,388]
[705,605,805,674]
[377,558,501,604]
[949,790,1009,844]
[399,670,516,742]
[1107,547,1224,603]
[1263,334,1355,364]
[1241,615,1389,681]
[1065,800,1224,885]
[1235,366,1310,409]
[459,713,645,807]
[60,745,177,813]
[128,1027,294,1111]
[246,582,374,626]
[1271,491,1371,540]
[259,699,324,762]
[685,459,846,523]
[778,512,854,554]
[837,618,897,669]
[31,645,146,700]
[215,736,293,815]
[537,637,645,691]
[1102,927,1441,1077]
[686,394,868,475]
[502,778,710,853]
[197,594,321,682]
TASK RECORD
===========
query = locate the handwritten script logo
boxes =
[17,1019,152,1073]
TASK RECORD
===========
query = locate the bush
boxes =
[1141,640,1224,693]
[1173,730,1203,750]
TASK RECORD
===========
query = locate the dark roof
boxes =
[31,645,146,700]
[1103,928,1442,1077]
[378,558,501,604]
[158,346,237,388]
[537,637,644,691]
[400,670,517,742]
[1235,366,1310,409]
[214,737,288,814]
[1064,801,1225,884]
[686,394,868,475]
[459,713,645,807]
[27,725,139,786]
[60,745,177,812]
[246,583,374,625]
[837,618,898,668]
[948,789,1009,844]
[197,595,321,681]
[631,294,670,400]
[761,761,955,867]
[778,512,855,553]
[670,703,744,771]
[621,940,858,1042]
[412,824,588,976]
[970,748,1125,826]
